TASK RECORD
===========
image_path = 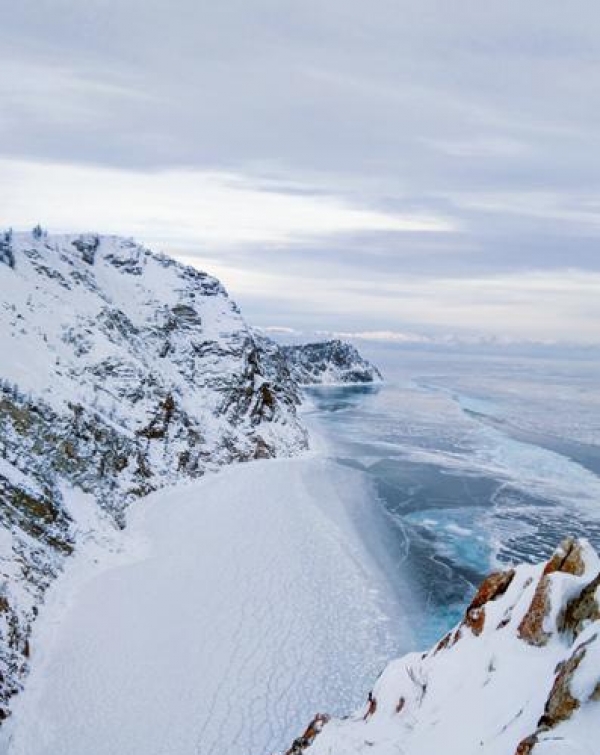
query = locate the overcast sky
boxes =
[3,0,600,342]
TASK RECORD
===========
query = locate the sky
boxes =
[2,0,600,343]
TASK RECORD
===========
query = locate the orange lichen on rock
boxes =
[363,692,377,720]
[514,639,593,753]
[462,569,515,636]
[537,643,587,729]
[514,735,538,755]
[519,539,587,647]
[518,575,553,647]
[559,572,600,638]
[434,631,452,654]
[285,713,330,754]
[542,537,586,578]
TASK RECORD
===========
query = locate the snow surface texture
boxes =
[284,538,600,755]
[0,229,307,718]
[280,340,383,385]
[1,458,411,755]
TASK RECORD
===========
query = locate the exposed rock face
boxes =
[0,230,308,719]
[560,571,600,637]
[462,568,515,636]
[282,539,600,755]
[279,339,382,385]
[542,537,587,578]
[518,537,586,646]
[284,714,330,754]
[538,640,587,728]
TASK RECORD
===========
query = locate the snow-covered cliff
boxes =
[0,229,307,719]
[284,537,600,755]
[280,340,382,385]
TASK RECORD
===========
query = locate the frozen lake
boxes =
[4,348,600,754]
[304,348,600,644]
[2,458,414,755]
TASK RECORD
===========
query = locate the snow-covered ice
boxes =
[2,456,412,755]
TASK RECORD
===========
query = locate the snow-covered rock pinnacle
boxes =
[0,229,307,719]
[280,339,382,385]
[283,537,600,755]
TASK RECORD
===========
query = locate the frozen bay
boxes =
[4,349,600,754]
[2,456,414,755]
[304,349,600,644]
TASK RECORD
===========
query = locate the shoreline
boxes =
[2,437,412,755]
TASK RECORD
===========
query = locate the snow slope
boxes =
[0,231,305,478]
[284,538,600,755]
[0,229,307,717]
[2,457,412,755]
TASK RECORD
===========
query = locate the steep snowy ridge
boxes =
[0,229,307,719]
[283,537,600,755]
[280,340,382,385]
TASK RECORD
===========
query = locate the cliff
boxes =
[280,339,382,385]
[0,229,307,719]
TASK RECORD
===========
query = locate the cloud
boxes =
[449,191,600,229]
[178,257,600,343]
[0,158,453,247]
[2,1,600,342]
[422,137,528,158]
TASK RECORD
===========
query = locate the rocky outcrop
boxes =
[518,537,587,646]
[560,571,600,637]
[279,339,382,385]
[462,568,515,636]
[284,714,330,754]
[0,230,308,720]
[282,539,600,755]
